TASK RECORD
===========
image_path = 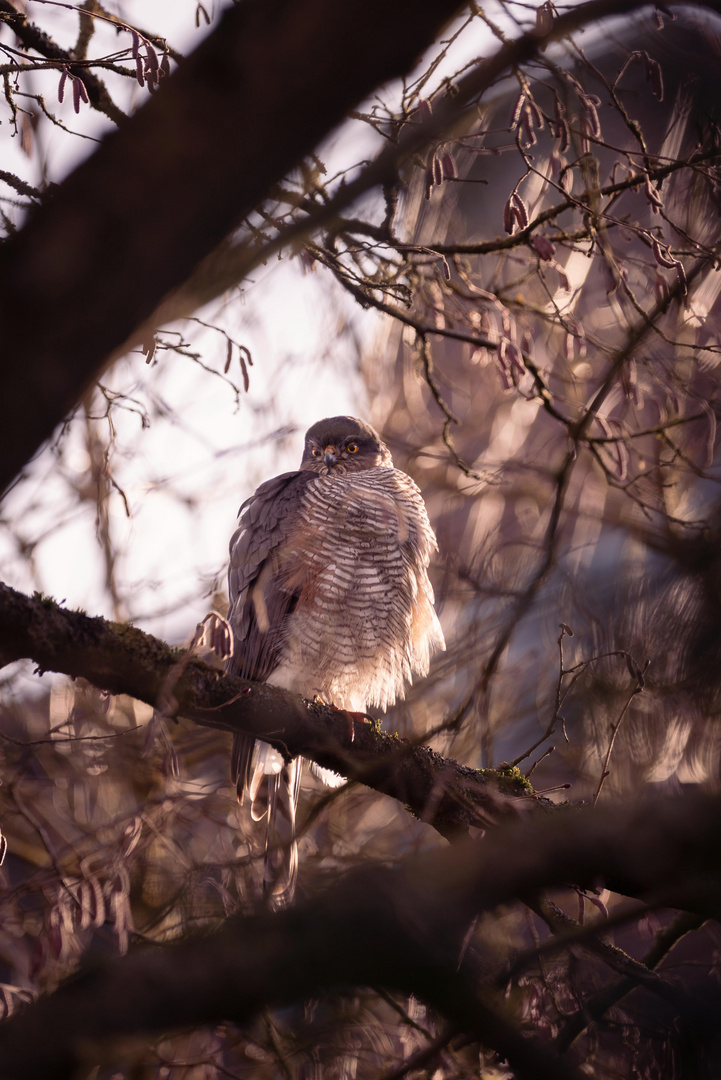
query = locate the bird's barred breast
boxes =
[275,467,443,710]
[303,467,435,548]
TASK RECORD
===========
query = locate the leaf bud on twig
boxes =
[644,176,663,214]
[581,93,601,139]
[651,237,677,268]
[532,234,555,261]
[509,91,525,130]
[239,349,250,393]
[503,195,514,234]
[527,97,544,131]
[495,340,514,390]
[145,41,159,74]
[71,74,87,114]
[535,1,556,35]
[441,151,457,180]
[512,191,529,230]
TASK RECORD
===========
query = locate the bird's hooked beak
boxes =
[324,446,337,468]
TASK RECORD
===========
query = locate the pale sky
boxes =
[0,0,496,649]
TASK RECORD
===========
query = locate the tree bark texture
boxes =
[0,789,720,1079]
[0,581,530,839]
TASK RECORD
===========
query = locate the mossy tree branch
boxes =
[0,581,528,840]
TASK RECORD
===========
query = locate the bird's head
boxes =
[300,416,393,475]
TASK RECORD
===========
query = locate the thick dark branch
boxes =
[1,790,721,1079]
[0,581,525,839]
[0,0,468,496]
[3,0,719,497]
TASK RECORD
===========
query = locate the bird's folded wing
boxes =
[226,469,315,797]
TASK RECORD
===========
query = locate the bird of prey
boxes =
[226,416,445,905]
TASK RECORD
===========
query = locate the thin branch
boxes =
[0,0,125,124]
[593,660,650,806]
[554,911,706,1052]
[3,0,712,498]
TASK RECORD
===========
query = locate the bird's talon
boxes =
[344,709,371,743]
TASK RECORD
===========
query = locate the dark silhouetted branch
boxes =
[0,0,469,496]
[4,0,720,497]
[0,581,527,840]
[1,790,721,1079]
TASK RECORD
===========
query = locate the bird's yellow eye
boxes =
[312,448,320,457]
[347,443,358,453]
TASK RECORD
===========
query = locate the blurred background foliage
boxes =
[3,1,721,1077]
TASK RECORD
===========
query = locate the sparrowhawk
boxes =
[226,416,444,904]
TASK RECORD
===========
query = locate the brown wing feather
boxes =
[226,469,315,796]
[227,470,316,681]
